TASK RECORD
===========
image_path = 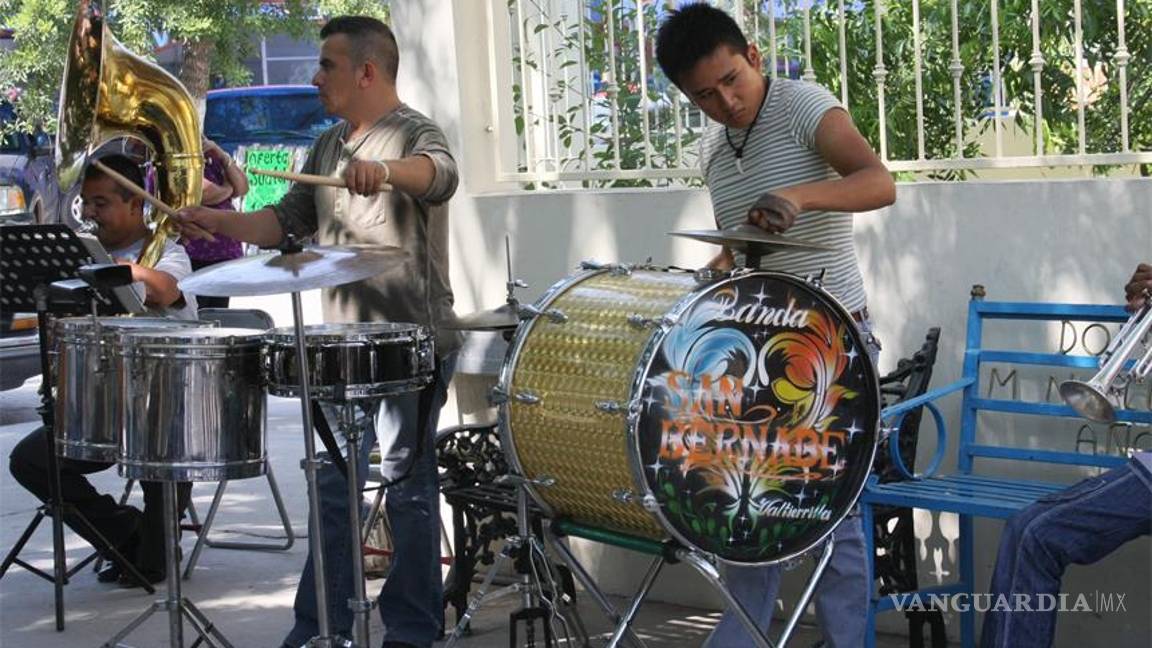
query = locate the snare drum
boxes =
[119,327,266,482]
[264,322,434,399]
[53,316,205,462]
[500,267,880,564]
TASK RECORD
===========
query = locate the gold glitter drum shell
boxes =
[499,266,880,564]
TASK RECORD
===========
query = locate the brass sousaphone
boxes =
[57,0,202,267]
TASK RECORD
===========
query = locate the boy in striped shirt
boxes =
[656,4,895,646]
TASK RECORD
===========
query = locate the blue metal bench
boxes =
[863,289,1152,648]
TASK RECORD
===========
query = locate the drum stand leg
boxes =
[541,528,647,648]
[1,298,154,632]
[181,463,296,580]
[339,400,376,648]
[675,537,837,648]
[443,480,581,648]
[102,482,233,648]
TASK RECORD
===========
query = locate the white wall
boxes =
[388,1,1152,643]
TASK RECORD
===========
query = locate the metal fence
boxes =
[484,0,1151,186]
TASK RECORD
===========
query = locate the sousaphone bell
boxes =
[56,0,203,268]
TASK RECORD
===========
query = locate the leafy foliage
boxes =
[0,0,389,133]
[506,0,1150,186]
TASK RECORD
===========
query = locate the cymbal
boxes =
[179,245,408,297]
[444,302,520,331]
[670,224,835,255]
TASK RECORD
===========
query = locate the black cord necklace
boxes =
[724,77,770,174]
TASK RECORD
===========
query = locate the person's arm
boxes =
[708,247,735,271]
[178,138,323,246]
[175,206,285,247]
[200,177,234,205]
[344,155,437,197]
[220,153,249,197]
[748,108,896,233]
[1124,263,1152,311]
[200,139,248,203]
[116,260,182,307]
[344,122,459,201]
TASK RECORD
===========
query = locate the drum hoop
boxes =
[118,328,266,349]
[265,322,429,345]
[496,267,609,521]
[264,334,425,348]
[53,317,206,339]
[266,374,433,399]
[624,270,882,565]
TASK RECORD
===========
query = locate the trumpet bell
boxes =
[1059,379,1117,423]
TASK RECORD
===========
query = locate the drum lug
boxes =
[627,314,658,330]
[579,260,632,276]
[627,314,676,330]
[595,400,625,414]
[640,494,659,512]
[612,488,635,504]
[693,267,728,284]
[514,390,541,405]
[518,305,569,324]
[488,385,508,405]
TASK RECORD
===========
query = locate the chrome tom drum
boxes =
[53,316,205,462]
[119,327,266,481]
[263,322,434,400]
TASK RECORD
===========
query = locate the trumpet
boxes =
[1060,294,1152,422]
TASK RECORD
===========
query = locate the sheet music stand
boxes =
[0,224,154,632]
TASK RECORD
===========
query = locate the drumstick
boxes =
[250,168,393,192]
[91,160,217,242]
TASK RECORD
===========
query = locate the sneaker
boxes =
[96,561,122,583]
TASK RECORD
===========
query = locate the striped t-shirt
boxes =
[701,78,867,314]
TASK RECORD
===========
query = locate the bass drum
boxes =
[499,267,880,564]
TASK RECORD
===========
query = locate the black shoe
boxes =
[381,642,419,648]
[96,561,122,583]
[117,568,165,588]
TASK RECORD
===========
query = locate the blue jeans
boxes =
[980,460,1151,648]
[283,354,456,648]
[704,514,869,648]
[705,319,881,648]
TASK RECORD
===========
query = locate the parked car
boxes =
[0,310,39,391]
[0,102,69,225]
[204,85,337,211]
[0,209,43,391]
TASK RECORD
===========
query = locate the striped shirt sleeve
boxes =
[787,81,843,150]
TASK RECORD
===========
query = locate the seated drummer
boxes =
[8,154,196,586]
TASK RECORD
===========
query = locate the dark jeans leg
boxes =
[8,426,141,553]
[137,480,193,575]
[981,462,1151,648]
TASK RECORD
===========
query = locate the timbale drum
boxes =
[263,322,435,400]
[119,327,266,481]
[500,266,880,564]
[53,316,206,462]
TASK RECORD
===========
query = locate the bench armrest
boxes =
[879,376,975,480]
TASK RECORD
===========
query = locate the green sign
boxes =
[241,147,296,212]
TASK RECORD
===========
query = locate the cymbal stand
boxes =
[291,289,338,648]
[503,233,527,310]
[443,474,586,648]
[101,482,232,648]
[335,397,380,648]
